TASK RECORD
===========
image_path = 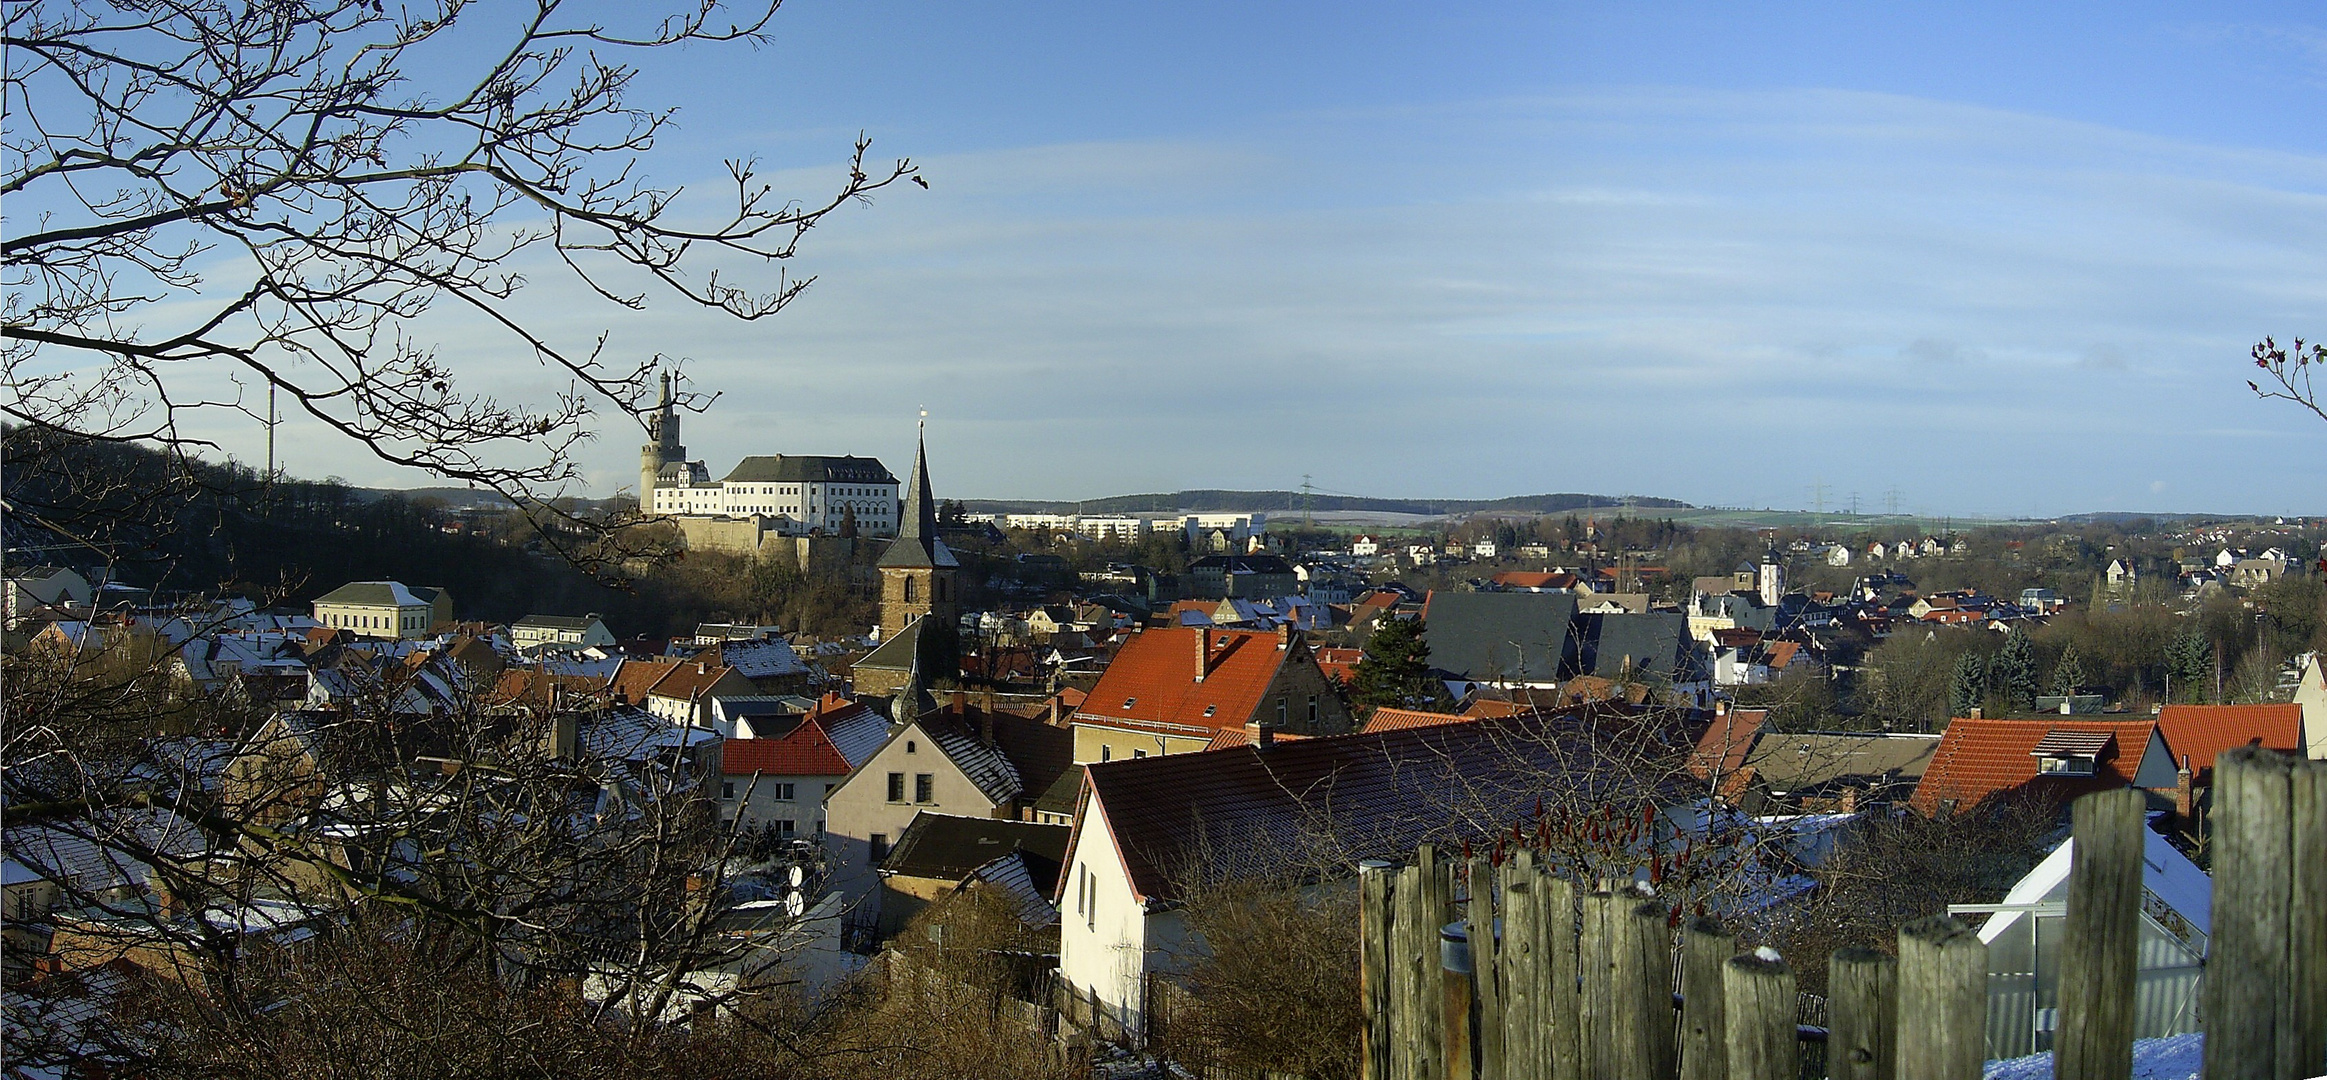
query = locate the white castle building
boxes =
[638,374,900,537]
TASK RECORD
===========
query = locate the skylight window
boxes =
[1123,698,1136,709]
[1203,705,1217,717]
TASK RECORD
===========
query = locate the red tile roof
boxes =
[1072,627,1297,736]
[1910,717,2166,816]
[1314,647,1363,686]
[722,716,851,776]
[2153,704,2304,779]
[1361,707,1475,733]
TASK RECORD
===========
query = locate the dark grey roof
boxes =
[513,614,603,631]
[853,617,925,674]
[1189,554,1296,575]
[1421,591,1577,683]
[1034,764,1086,815]
[720,455,896,485]
[312,581,445,608]
[881,812,1068,888]
[1578,612,1695,682]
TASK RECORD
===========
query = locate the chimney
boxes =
[1714,700,1729,717]
[953,689,967,715]
[1194,631,1210,682]
[1277,621,1293,649]
[1049,694,1063,725]
[980,707,995,747]
[1245,719,1274,750]
[1969,706,1983,720]
[2175,755,2194,822]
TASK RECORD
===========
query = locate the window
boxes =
[1277,698,1287,726]
[914,774,933,803]
[1308,696,1318,727]
[1101,745,1111,762]
[906,740,916,754]
[774,782,796,801]
[870,834,889,860]
[776,819,797,837]
[721,782,735,800]
[1133,749,1147,759]
[903,577,915,603]
[824,782,836,800]
[1075,863,1087,917]
[886,772,905,802]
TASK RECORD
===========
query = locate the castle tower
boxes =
[639,372,684,515]
[876,421,959,678]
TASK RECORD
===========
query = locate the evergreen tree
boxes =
[2165,625,2212,704]
[1996,626,2038,713]
[1950,651,1987,719]
[2050,642,2087,697]
[1348,617,1448,712]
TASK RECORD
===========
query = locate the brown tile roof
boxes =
[1203,727,1315,750]
[1313,647,1363,686]
[1071,627,1298,736]
[645,660,739,701]
[607,658,678,705]
[1688,708,1766,782]
[1068,707,1678,903]
[2153,704,2305,780]
[1361,707,1475,734]
[1909,717,2166,816]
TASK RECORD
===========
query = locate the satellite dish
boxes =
[787,864,806,888]
[784,890,806,918]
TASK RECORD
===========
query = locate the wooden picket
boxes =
[1356,747,2327,1080]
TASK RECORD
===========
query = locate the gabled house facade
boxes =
[1066,625,1351,764]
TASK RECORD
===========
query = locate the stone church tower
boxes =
[875,426,959,678]
[639,372,683,515]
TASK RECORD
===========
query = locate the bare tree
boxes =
[3,0,919,575]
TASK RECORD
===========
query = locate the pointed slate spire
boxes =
[880,419,940,569]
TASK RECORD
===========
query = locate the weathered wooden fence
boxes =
[1360,746,2327,1080]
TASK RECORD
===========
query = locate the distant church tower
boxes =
[1758,549,1786,607]
[876,421,959,677]
[639,372,683,515]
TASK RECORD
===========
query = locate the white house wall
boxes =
[1059,795,1152,1043]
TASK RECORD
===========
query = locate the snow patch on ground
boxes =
[1983,1033,2204,1080]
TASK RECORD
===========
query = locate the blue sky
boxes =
[277,2,2327,514]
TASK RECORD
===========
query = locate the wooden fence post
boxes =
[2291,758,2327,1080]
[1544,874,1583,1080]
[1611,896,1676,1080]
[1466,857,1504,1080]
[1578,890,1617,1080]
[1499,851,1542,1080]
[1679,916,1733,1080]
[1444,919,1476,1080]
[1721,950,1796,1080]
[1406,845,1448,1080]
[1361,859,1397,1080]
[1826,947,1897,1080]
[2055,788,2143,1080]
[1894,915,1985,1080]
[2204,747,2292,1080]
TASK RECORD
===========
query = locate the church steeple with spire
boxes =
[871,414,959,688]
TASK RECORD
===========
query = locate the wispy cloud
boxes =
[186,87,2327,515]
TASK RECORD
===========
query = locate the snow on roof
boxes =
[1980,824,2210,945]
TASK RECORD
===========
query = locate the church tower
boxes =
[639,372,684,515]
[876,421,959,678]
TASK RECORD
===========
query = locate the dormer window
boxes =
[2031,729,2110,778]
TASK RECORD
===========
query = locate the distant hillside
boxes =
[962,490,1689,516]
